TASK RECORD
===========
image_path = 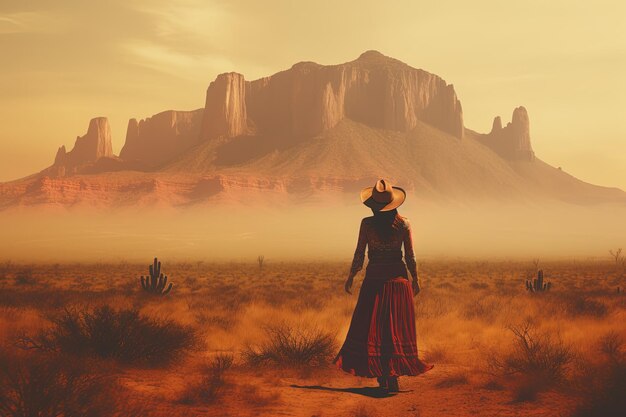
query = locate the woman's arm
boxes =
[345,219,367,294]
[403,219,421,295]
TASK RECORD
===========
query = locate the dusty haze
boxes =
[1,201,624,262]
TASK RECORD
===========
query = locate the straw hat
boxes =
[360,179,406,211]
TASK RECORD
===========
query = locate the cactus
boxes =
[526,270,552,293]
[140,257,173,295]
[258,255,265,270]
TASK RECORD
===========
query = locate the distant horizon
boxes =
[0,202,624,262]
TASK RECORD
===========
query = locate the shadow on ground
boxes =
[290,384,412,398]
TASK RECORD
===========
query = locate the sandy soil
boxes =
[0,260,623,416]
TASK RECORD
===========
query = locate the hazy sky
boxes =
[1,0,625,190]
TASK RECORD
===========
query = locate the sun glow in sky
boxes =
[1,0,625,190]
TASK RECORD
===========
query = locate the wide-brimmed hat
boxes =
[360,179,406,211]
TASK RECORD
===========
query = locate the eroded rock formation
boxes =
[200,73,248,140]
[52,117,113,175]
[481,106,535,161]
[120,109,204,168]
[49,52,466,172]
[44,52,536,179]
[199,50,464,141]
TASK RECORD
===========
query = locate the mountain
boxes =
[1,50,624,210]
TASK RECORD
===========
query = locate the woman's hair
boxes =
[371,208,402,237]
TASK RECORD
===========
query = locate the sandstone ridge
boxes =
[51,117,113,176]
[2,51,623,209]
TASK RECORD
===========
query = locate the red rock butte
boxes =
[0,50,624,209]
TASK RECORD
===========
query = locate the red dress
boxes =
[334,215,433,377]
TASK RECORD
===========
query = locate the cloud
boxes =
[123,39,234,80]
[0,11,58,34]
[114,1,238,79]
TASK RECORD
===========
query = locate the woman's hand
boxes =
[344,276,354,294]
[412,279,421,297]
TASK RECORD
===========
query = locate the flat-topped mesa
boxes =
[52,117,113,175]
[482,106,535,161]
[200,51,464,141]
[200,72,248,140]
[120,109,204,169]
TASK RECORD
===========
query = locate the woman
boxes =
[334,179,433,393]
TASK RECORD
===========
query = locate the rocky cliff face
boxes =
[43,52,529,178]
[200,73,248,140]
[199,50,464,141]
[52,117,113,175]
[123,51,465,168]
[479,106,535,161]
[4,52,626,209]
[120,109,204,168]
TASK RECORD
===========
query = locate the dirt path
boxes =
[258,365,575,417]
[121,364,578,417]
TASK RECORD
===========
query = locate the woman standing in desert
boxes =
[334,179,433,393]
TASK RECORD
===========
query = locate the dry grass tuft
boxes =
[179,353,234,404]
[242,322,336,367]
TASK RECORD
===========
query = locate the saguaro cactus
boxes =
[140,257,173,295]
[526,270,551,293]
[257,255,265,270]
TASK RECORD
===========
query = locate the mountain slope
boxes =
[0,51,624,209]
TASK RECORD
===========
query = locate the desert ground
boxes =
[0,258,624,417]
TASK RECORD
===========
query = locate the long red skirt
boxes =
[334,267,433,377]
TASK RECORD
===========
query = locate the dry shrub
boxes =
[242,322,336,367]
[572,332,626,417]
[598,331,623,360]
[488,321,573,402]
[423,343,452,363]
[0,349,118,417]
[511,376,543,402]
[563,296,608,318]
[179,353,234,404]
[495,321,573,381]
[21,305,197,366]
